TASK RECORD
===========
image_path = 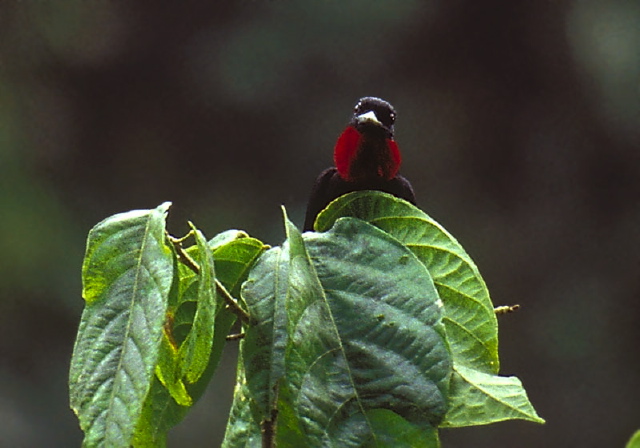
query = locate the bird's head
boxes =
[351,96,397,139]
[334,97,401,181]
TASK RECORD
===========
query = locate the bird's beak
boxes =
[356,111,382,126]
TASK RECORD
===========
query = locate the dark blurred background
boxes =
[1,1,638,446]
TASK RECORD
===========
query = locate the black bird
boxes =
[303,97,416,231]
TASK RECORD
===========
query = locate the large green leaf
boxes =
[134,230,265,447]
[442,365,545,427]
[300,218,451,443]
[69,202,174,448]
[223,221,309,448]
[315,191,499,374]
[225,214,451,447]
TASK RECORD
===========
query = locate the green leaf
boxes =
[69,202,174,448]
[210,233,268,298]
[150,225,219,410]
[221,352,263,448]
[626,430,640,448]
[155,330,192,408]
[132,374,179,448]
[442,364,545,427]
[226,214,451,447]
[205,232,265,389]
[208,229,249,250]
[149,246,199,410]
[178,224,216,384]
[240,245,289,420]
[299,218,451,439]
[222,213,310,447]
[366,409,440,448]
[135,229,265,447]
[315,191,499,373]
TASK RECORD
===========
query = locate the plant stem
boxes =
[494,304,520,315]
[166,232,252,324]
[216,279,252,324]
[261,384,279,448]
[226,332,245,341]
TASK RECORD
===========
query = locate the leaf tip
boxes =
[280,204,288,221]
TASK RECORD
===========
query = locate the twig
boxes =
[167,231,200,272]
[166,232,252,325]
[494,304,521,315]
[170,230,195,245]
[216,279,252,324]
[226,332,245,341]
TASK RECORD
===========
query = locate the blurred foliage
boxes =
[0,1,638,447]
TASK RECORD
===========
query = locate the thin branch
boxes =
[494,304,521,315]
[170,229,196,245]
[216,278,252,324]
[226,332,245,341]
[166,232,252,325]
[169,233,200,274]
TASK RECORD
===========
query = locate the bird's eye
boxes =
[389,113,396,123]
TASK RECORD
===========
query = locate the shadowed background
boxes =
[1,1,638,446]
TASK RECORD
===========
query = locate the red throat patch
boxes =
[334,126,361,180]
[334,126,401,181]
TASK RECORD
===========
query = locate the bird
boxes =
[303,96,416,231]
